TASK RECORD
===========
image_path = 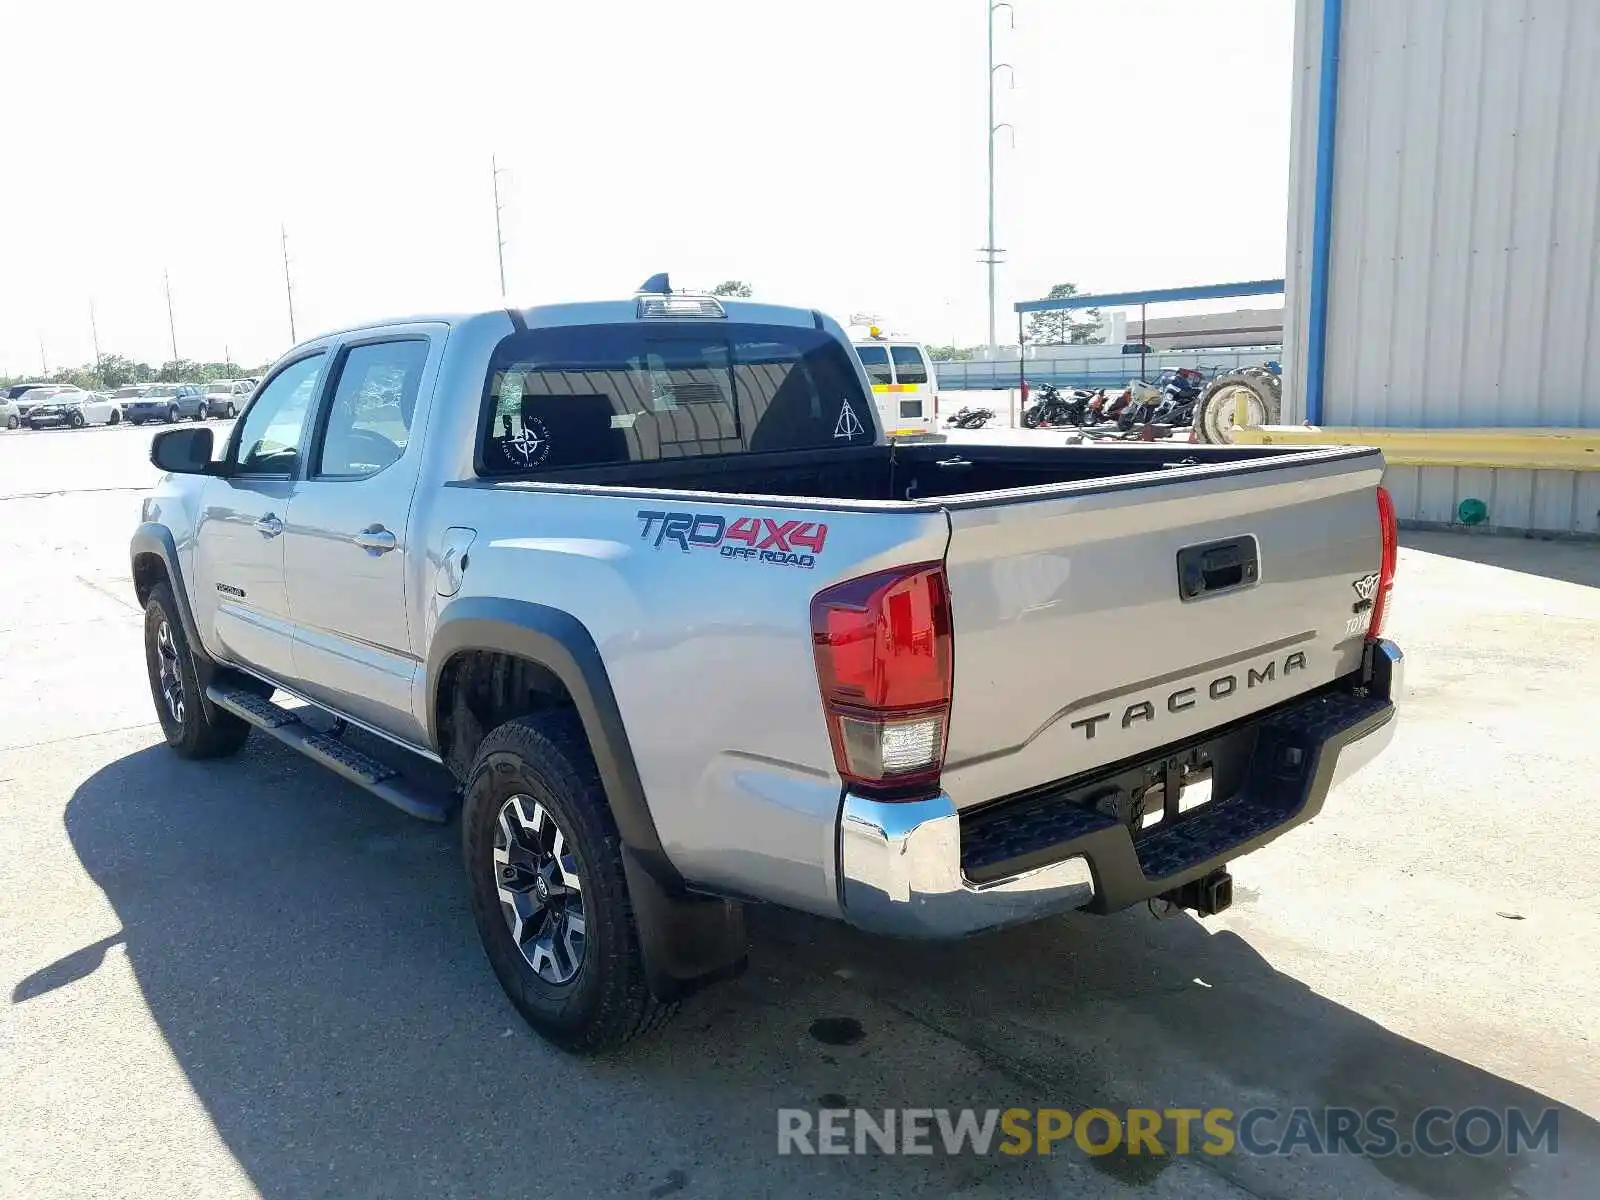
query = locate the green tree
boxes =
[926,344,975,362]
[1025,283,1103,345]
[93,354,140,388]
[156,359,201,382]
[710,280,753,298]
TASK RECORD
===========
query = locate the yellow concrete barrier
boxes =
[1230,426,1600,471]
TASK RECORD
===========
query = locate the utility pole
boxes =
[281,225,298,345]
[89,299,102,364]
[492,154,509,299]
[980,2,1015,354]
[163,270,179,364]
[39,333,48,376]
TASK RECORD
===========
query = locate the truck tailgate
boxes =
[939,448,1386,808]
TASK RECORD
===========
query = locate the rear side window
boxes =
[890,345,928,384]
[478,322,874,474]
[855,344,892,385]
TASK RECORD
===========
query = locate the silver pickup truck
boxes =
[131,283,1402,1054]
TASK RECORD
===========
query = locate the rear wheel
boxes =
[5,415,17,430]
[462,713,674,1054]
[143,582,251,759]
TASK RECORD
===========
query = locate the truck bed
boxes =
[479,440,1376,507]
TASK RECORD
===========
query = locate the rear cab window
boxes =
[477,322,875,474]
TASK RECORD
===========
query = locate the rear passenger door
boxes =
[281,328,442,745]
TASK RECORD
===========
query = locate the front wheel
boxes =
[108,409,120,425]
[165,406,177,423]
[1020,407,1041,429]
[69,410,86,429]
[143,582,251,758]
[224,403,236,419]
[462,713,675,1055]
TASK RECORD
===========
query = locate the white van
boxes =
[851,336,939,438]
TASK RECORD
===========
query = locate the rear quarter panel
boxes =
[424,482,949,916]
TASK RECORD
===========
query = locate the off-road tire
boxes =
[462,713,675,1055]
[1195,371,1282,444]
[143,582,252,759]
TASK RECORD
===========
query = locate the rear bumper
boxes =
[838,640,1403,937]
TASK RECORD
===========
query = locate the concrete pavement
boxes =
[1,422,1596,1199]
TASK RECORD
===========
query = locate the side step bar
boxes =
[206,683,454,823]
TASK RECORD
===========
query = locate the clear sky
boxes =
[1,0,1293,375]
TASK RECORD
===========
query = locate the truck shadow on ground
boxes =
[25,743,1598,1200]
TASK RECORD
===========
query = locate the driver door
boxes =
[190,352,327,680]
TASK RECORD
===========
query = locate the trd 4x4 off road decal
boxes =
[636,510,828,569]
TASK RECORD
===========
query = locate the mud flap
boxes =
[621,846,748,1002]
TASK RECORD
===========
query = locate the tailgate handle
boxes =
[1178,537,1259,600]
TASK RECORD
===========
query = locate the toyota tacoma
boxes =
[131,280,1402,1053]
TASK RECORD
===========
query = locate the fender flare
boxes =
[425,597,676,886]
[130,523,213,670]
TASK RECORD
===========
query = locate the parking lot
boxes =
[2,421,1597,1199]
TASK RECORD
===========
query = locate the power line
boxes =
[492,154,510,299]
[163,270,178,363]
[981,1,1016,352]
[281,225,298,345]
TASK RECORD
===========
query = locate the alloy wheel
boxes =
[493,795,586,984]
[154,619,186,726]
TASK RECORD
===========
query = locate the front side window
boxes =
[855,344,892,385]
[890,345,928,384]
[479,322,873,474]
[232,354,324,475]
[314,339,428,479]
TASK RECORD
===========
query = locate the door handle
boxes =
[254,513,283,538]
[353,525,397,554]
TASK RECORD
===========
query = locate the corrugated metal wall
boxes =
[1284,0,1600,534]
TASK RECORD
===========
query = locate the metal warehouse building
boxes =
[1281,0,1600,535]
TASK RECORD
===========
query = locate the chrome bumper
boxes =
[838,640,1403,939]
[839,792,1097,937]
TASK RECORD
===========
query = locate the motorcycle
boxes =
[944,405,996,429]
[1021,383,1093,429]
[1092,386,1133,426]
[1147,368,1206,426]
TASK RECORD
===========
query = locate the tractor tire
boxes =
[1195,371,1282,445]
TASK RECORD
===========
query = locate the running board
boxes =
[206,683,454,823]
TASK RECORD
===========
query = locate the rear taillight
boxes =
[1368,485,1398,639]
[811,563,952,797]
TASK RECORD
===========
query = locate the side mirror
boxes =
[151,426,216,475]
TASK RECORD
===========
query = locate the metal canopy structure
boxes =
[1013,279,1286,389]
[1014,278,1285,314]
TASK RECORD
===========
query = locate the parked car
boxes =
[123,383,207,424]
[132,284,1401,1055]
[6,383,66,418]
[202,379,253,418]
[25,387,124,429]
[0,396,20,430]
